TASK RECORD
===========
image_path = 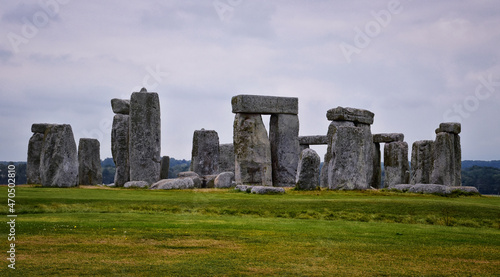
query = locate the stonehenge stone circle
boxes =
[160,156,170,180]
[111,98,130,115]
[233,113,273,186]
[326,106,374,125]
[40,124,79,187]
[270,113,300,187]
[129,89,161,185]
[295,148,320,190]
[232,94,298,114]
[27,132,45,184]
[411,140,434,185]
[190,129,220,176]
[219,143,235,173]
[373,133,404,143]
[431,123,461,186]
[78,138,102,186]
[384,141,410,187]
[111,114,130,187]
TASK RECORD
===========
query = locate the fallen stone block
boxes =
[250,186,285,194]
[215,172,235,188]
[124,181,149,188]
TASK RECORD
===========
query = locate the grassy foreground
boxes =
[1,186,499,276]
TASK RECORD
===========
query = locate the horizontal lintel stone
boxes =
[326,106,374,124]
[373,133,404,143]
[31,123,55,133]
[298,135,328,145]
[231,94,298,114]
[435,122,461,134]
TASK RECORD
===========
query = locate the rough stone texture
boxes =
[269,114,300,187]
[129,91,161,184]
[31,123,54,134]
[448,186,479,194]
[326,106,374,124]
[178,171,200,178]
[390,184,413,192]
[372,142,382,188]
[190,129,220,176]
[373,133,404,143]
[435,122,461,135]
[111,114,130,187]
[124,181,149,188]
[233,113,273,186]
[328,126,373,190]
[219,143,235,173]
[160,156,170,180]
[409,184,452,194]
[214,172,235,188]
[295,148,320,190]
[149,177,199,190]
[235,184,252,192]
[250,186,285,194]
[298,136,328,145]
[78,138,102,186]
[203,175,218,188]
[231,95,298,115]
[430,132,461,186]
[27,132,45,184]
[111,98,130,115]
[40,124,78,187]
[320,121,355,188]
[411,140,434,185]
[384,141,410,187]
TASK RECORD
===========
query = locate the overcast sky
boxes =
[1,0,499,162]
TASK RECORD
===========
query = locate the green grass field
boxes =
[1,186,499,276]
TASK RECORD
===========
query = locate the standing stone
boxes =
[219,143,235,173]
[112,114,130,187]
[295,148,320,190]
[160,156,170,179]
[40,124,78,187]
[411,140,434,185]
[320,121,355,188]
[233,113,272,186]
[269,114,300,187]
[328,126,372,190]
[384,141,410,187]
[129,90,161,184]
[78,138,102,186]
[190,129,220,176]
[27,132,45,184]
[372,142,382,188]
[431,126,461,186]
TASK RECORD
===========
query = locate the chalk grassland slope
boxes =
[0,187,499,276]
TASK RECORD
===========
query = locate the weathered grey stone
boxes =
[233,113,273,186]
[231,95,298,115]
[149,177,199,190]
[270,114,300,187]
[111,98,130,115]
[448,186,479,194]
[214,172,235,188]
[235,184,251,192]
[203,175,218,188]
[372,142,382,188]
[190,129,220,176]
[326,106,374,124]
[31,123,54,134]
[178,171,200,178]
[78,138,102,186]
[320,121,355,188]
[219,143,235,173]
[160,156,170,180]
[411,140,434,185]
[384,141,410,187]
[124,181,149,188]
[295,148,320,190]
[40,124,78,187]
[250,186,285,194]
[328,126,373,190]
[431,132,461,186]
[373,133,404,143]
[111,114,129,187]
[27,133,44,184]
[409,184,450,194]
[129,91,161,184]
[390,184,413,192]
[298,136,328,145]
[435,122,461,135]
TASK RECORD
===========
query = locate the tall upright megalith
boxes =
[295,148,320,190]
[111,114,130,187]
[40,124,78,187]
[190,129,220,176]
[27,123,53,184]
[411,140,434,185]
[384,141,410,187]
[129,88,161,184]
[431,123,461,186]
[373,133,405,188]
[78,138,102,186]
[270,114,300,187]
[219,143,235,173]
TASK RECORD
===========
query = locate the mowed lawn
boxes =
[1,186,499,276]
